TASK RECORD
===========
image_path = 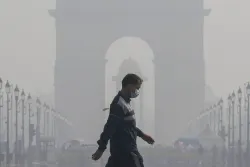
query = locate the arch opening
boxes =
[105,36,155,138]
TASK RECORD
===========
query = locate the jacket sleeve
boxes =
[136,127,145,138]
[97,104,124,151]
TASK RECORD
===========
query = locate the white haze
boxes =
[0,0,250,98]
[0,0,250,147]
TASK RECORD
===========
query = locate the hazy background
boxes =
[0,0,250,99]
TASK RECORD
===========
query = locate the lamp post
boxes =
[51,109,54,138]
[36,98,41,162]
[9,85,13,149]
[220,98,224,131]
[228,95,232,151]
[209,106,212,128]
[231,91,236,167]
[218,99,226,167]
[0,77,2,154]
[43,103,47,137]
[14,85,19,165]
[237,87,242,167]
[204,109,208,127]
[213,104,217,132]
[198,112,201,129]
[246,83,250,166]
[20,89,25,166]
[217,101,220,133]
[51,109,56,140]
[228,95,232,167]
[5,81,11,167]
[27,94,32,150]
[46,105,50,137]
[27,94,32,167]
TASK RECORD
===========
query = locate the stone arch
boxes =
[105,36,154,60]
[105,37,155,135]
[52,1,208,145]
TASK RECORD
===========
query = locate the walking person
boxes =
[92,73,155,167]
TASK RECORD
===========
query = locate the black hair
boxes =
[122,73,143,88]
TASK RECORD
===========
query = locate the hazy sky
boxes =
[0,0,250,100]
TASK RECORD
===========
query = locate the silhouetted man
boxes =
[92,73,155,167]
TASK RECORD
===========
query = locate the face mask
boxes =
[130,89,140,98]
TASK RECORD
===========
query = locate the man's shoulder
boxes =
[111,94,121,105]
[111,95,127,109]
[111,94,132,116]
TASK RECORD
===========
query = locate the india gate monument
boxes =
[49,0,211,145]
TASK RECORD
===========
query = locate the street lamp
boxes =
[46,105,50,136]
[14,85,19,165]
[204,108,208,127]
[217,98,225,167]
[20,89,25,164]
[14,85,19,99]
[27,94,32,150]
[36,98,41,162]
[0,77,2,154]
[26,94,34,167]
[228,95,232,151]
[43,103,47,136]
[217,100,221,133]
[51,108,56,139]
[209,106,213,127]
[5,81,11,166]
[213,104,217,132]
[246,83,250,166]
[0,78,2,90]
[27,94,32,104]
[238,87,242,167]
[5,81,11,93]
[231,91,236,167]
[220,98,224,130]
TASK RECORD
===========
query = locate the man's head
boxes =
[121,73,143,98]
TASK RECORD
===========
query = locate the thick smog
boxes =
[0,0,250,167]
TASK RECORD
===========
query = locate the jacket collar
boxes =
[118,91,131,103]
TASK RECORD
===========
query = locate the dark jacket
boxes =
[97,91,144,155]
